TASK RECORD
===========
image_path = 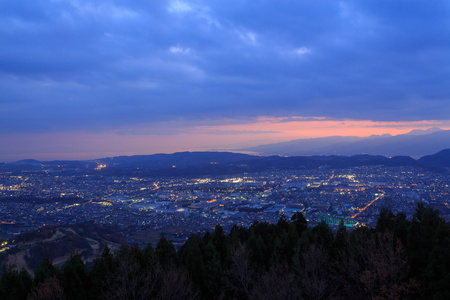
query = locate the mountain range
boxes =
[242,128,450,158]
[1,148,450,176]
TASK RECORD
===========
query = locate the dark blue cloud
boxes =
[0,0,449,133]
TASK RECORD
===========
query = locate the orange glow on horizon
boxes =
[195,118,447,140]
[1,117,449,161]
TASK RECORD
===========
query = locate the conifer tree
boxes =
[179,234,205,288]
[33,257,61,288]
[291,212,308,235]
[90,245,114,299]
[0,265,32,300]
[211,224,228,265]
[156,234,176,266]
[62,253,89,300]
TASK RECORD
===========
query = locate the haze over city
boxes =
[1,0,450,161]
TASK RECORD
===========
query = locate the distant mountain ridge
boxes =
[1,149,449,176]
[96,151,255,169]
[242,128,450,158]
[418,149,450,168]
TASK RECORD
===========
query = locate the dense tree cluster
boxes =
[0,203,449,299]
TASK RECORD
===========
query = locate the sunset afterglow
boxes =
[1,117,449,161]
[1,1,449,161]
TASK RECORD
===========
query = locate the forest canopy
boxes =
[1,203,449,300]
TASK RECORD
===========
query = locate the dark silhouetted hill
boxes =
[2,149,450,177]
[96,151,256,169]
[0,223,125,274]
[418,148,450,168]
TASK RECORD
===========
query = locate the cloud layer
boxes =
[1,1,450,160]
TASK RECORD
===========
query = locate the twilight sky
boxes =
[1,0,450,161]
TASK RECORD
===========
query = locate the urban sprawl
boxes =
[1,165,449,247]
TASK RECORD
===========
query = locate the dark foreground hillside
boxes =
[0,223,125,275]
[1,203,449,299]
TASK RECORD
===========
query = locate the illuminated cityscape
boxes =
[1,165,449,247]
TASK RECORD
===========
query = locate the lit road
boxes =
[351,192,385,219]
